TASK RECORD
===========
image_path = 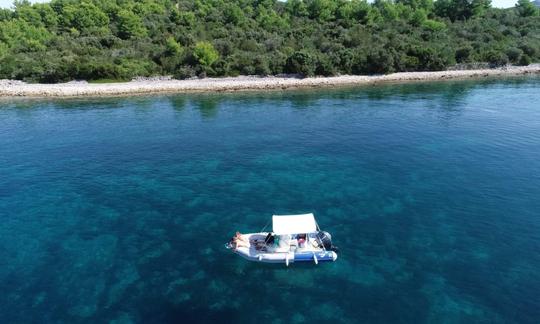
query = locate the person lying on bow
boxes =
[229,232,250,250]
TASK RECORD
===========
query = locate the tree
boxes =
[165,36,182,55]
[435,0,491,21]
[373,0,399,21]
[61,2,109,33]
[0,41,8,58]
[396,0,434,11]
[171,10,196,26]
[516,0,539,17]
[286,0,309,17]
[337,0,371,25]
[117,10,147,39]
[0,19,52,51]
[471,0,491,17]
[410,9,427,26]
[14,2,42,27]
[0,8,13,22]
[193,41,219,67]
[422,19,446,31]
[307,0,337,21]
[224,3,245,25]
[34,4,58,29]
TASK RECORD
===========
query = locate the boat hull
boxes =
[235,248,338,264]
[228,231,338,265]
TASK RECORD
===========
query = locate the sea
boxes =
[1,77,539,323]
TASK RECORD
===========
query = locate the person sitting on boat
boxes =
[264,232,275,245]
[297,233,307,248]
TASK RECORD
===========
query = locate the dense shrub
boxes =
[285,51,317,76]
[518,54,532,66]
[506,47,523,63]
[173,65,197,79]
[456,46,474,63]
[485,50,509,67]
[366,49,395,74]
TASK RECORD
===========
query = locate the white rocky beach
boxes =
[1,65,539,97]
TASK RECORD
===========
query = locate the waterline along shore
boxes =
[1,65,539,98]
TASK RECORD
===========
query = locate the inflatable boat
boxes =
[226,213,338,266]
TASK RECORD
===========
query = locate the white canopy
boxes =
[272,213,317,235]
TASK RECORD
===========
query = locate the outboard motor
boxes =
[317,231,338,252]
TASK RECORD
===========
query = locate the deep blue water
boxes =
[1,77,540,323]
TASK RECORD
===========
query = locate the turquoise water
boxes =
[1,78,540,323]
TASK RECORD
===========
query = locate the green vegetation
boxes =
[0,0,538,82]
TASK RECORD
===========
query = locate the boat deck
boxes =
[244,232,324,253]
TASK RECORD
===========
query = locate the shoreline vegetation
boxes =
[1,0,539,85]
[1,65,539,97]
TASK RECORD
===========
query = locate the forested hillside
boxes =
[0,0,539,82]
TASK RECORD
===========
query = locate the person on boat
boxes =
[230,231,270,251]
[229,234,249,251]
[232,231,263,250]
[297,233,307,248]
[264,232,275,245]
[235,231,249,243]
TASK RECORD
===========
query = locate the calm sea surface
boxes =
[1,77,539,323]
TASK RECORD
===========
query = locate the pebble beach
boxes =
[1,64,539,97]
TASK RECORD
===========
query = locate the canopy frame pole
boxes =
[260,218,272,233]
[314,219,327,252]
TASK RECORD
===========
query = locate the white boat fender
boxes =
[258,255,263,261]
[285,254,289,267]
[313,253,318,265]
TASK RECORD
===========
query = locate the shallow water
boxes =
[1,77,540,323]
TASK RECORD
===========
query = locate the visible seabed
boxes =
[1,77,540,323]
[1,64,539,98]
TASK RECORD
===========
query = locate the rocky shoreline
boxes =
[1,65,539,98]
